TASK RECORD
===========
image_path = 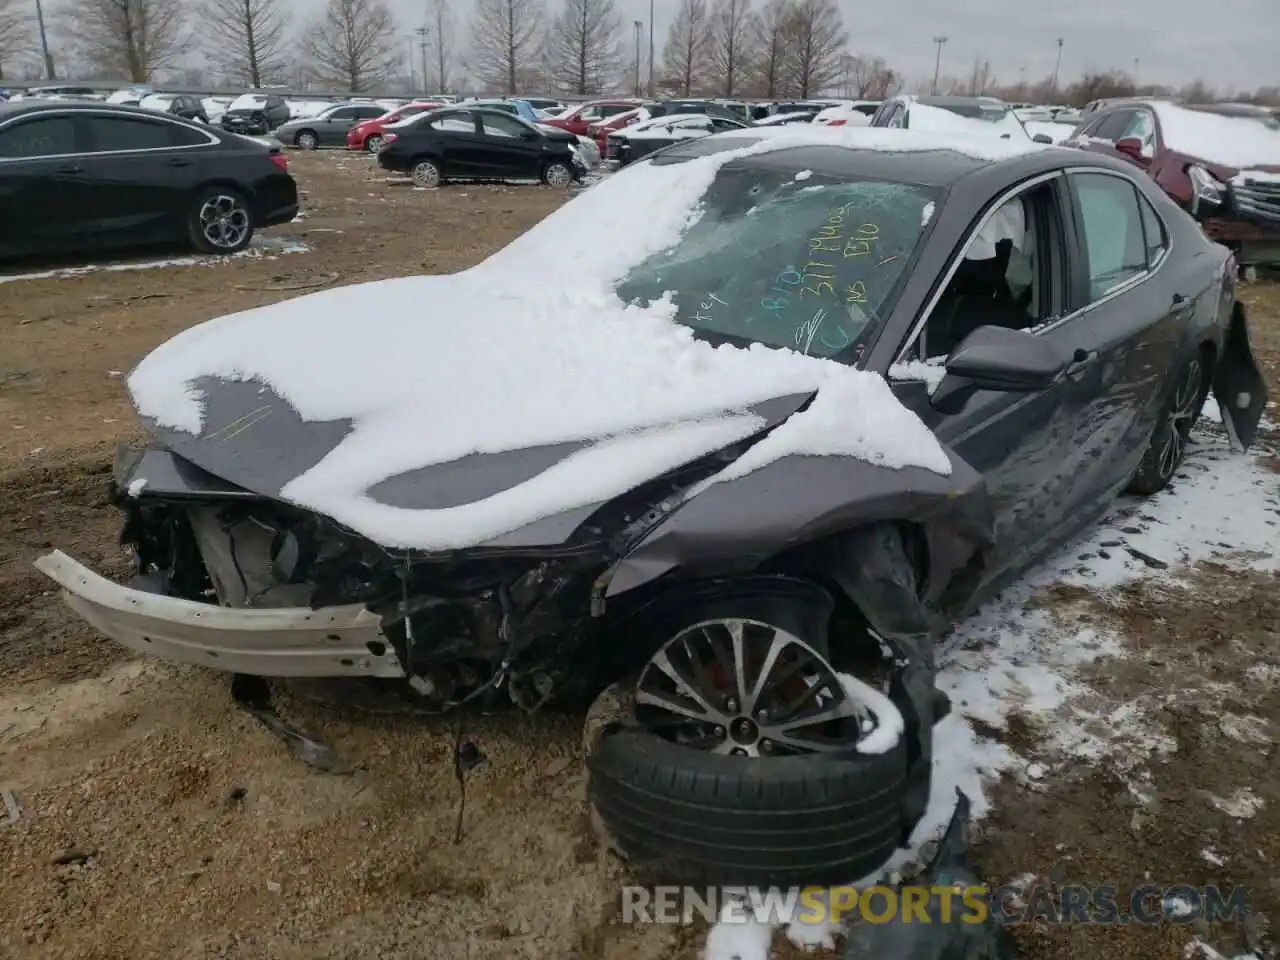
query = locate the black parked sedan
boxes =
[32,129,1266,889]
[220,93,291,136]
[0,101,298,259]
[377,106,585,187]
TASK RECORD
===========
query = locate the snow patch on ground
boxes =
[0,237,310,285]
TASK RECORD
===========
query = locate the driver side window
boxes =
[897,177,1066,371]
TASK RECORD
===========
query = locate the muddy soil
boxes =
[1,153,1277,960]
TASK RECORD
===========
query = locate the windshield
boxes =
[615,166,939,360]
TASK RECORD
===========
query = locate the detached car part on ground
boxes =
[36,129,1267,887]
[0,102,298,260]
[1065,100,1280,271]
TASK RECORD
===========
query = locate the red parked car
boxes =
[542,99,640,138]
[1066,100,1280,270]
[346,101,444,153]
[586,107,649,152]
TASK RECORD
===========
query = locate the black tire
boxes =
[586,680,910,887]
[187,186,255,255]
[294,130,318,150]
[1128,352,1209,495]
[411,158,442,188]
[542,160,574,187]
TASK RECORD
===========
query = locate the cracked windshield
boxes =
[616,166,940,360]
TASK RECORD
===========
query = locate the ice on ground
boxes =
[0,237,309,285]
[128,130,970,551]
[1150,102,1280,169]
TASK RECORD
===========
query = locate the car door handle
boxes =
[1065,349,1098,379]
[168,157,192,167]
[55,163,83,174]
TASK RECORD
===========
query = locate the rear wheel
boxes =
[365,134,384,153]
[1128,353,1208,495]
[187,187,255,255]
[586,602,910,886]
[411,158,442,188]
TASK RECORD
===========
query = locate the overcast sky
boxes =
[364,0,1277,93]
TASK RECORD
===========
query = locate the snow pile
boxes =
[130,128,1016,550]
[1150,102,1280,169]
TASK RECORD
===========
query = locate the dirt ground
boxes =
[1,153,1277,960]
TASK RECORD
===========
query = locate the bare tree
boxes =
[966,58,996,96]
[661,0,709,96]
[303,0,399,92]
[547,0,620,96]
[705,0,755,97]
[1064,70,1136,107]
[58,0,187,81]
[848,53,899,98]
[468,0,546,94]
[783,0,844,97]
[748,0,793,97]
[0,0,30,81]
[200,0,288,87]
[1179,78,1215,103]
[427,0,454,92]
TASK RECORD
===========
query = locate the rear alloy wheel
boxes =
[586,610,910,887]
[542,161,573,187]
[1129,354,1207,495]
[188,188,254,255]
[365,134,384,153]
[295,130,318,150]
[411,159,442,188]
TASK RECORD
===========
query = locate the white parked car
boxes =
[603,113,749,165]
[813,101,880,127]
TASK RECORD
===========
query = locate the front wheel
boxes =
[187,188,255,255]
[585,607,911,886]
[542,161,573,187]
[1128,353,1208,495]
[295,130,318,150]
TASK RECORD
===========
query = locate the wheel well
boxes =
[194,179,252,204]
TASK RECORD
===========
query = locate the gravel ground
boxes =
[0,153,1277,960]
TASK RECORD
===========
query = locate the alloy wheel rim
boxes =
[545,164,572,186]
[1157,358,1202,479]
[367,135,382,152]
[299,133,316,149]
[413,162,439,187]
[199,195,250,250]
[634,618,874,757]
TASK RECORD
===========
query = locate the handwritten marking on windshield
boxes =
[795,308,827,355]
[878,255,899,266]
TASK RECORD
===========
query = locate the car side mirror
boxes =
[1032,133,1054,144]
[1114,136,1150,163]
[941,326,1069,393]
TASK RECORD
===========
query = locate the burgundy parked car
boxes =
[1066,100,1280,271]
[541,100,641,138]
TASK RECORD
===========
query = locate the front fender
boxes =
[603,447,992,599]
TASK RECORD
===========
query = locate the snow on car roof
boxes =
[127,129,994,550]
[1149,101,1280,170]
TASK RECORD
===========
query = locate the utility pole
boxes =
[415,26,430,94]
[407,39,417,91]
[34,0,56,80]
[1050,37,1063,95]
[930,36,947,96]
[633,21,642,96]
[435,4,448,94]
[646,0,655,98]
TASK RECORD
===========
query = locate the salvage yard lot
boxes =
[1,152,1277,960]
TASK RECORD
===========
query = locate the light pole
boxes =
[415,26,430,94]
[646,0,655,98]
[34,0,56,80]
[1050,38,1064,95]
[633,21,642,97]
[931,36,947,96]
[407,39,417,91]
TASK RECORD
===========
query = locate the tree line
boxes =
[0,0,1274,108]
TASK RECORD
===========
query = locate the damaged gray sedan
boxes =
[35,127,1267,887]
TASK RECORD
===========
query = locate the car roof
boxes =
[915,95,1008,108]
[0,100,178,123]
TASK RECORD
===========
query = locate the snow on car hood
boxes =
[127,128,1025,550]
[1150,102,1280,170]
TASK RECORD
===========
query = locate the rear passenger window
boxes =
[83,116,177,152]
[1138,193,1168,268]
[1070,172,1149,299]
[0,115,77,157]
